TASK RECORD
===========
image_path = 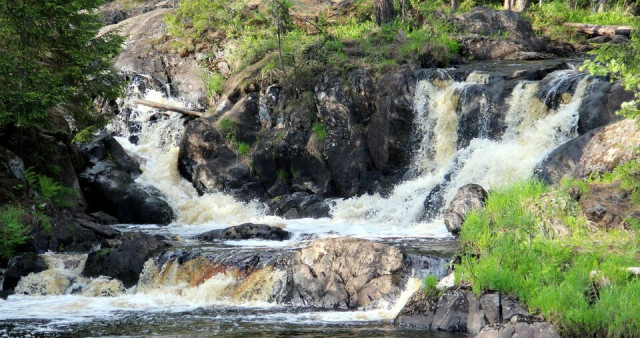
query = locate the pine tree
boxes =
[0,0,123,129]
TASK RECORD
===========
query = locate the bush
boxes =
[0,206,29,259]
[312,123,327,142]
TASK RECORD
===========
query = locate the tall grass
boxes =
[457,178,640,336]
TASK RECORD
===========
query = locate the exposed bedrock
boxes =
[79,133,174,225]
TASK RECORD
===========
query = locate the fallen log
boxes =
[563,23,632,37]
[134,98,206,118]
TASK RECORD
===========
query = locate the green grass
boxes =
[218,118,237,140]
[0,205,29,259]
[312,123,327,143]
[423,274,440,298]
[457,178,640,336]
[236,142,250,157]
[526,1,640,42]
[202,71,224,98]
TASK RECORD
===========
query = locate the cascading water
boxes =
[1,64,597,336]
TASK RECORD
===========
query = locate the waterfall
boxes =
[331,70,590,232]
[101,68,593,239]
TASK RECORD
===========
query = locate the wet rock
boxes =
[88,211,120,225]
[476,318,560,338]
[2,253,47,291]
[177,115,265,201]
[536,119,640,183]
[394,289,533,334]
[368,66,417,174]
[83,232,167,288]
[444,184,488,235]
[291,238,404,309]
[80,133,174,225]
[74,218,121,239]
[268,193,331,219]
[196,223,292,241]
[394,291,439,329]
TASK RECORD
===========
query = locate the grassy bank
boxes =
[456,168,640,336]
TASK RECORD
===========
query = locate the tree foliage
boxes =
[582,31,640,119]
[0,0,123,129]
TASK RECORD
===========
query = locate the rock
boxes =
[454,8,570,60]
[394,291,438,329]
[444,184,488,235]
[88,211,120,225]
[315,69,377,197]
[368,66,417,174]
[291,238,404,309]
[80,134,174,225]
[82,232,167,288]
[476,320,560,338]
[394,288,534,334]
[177,116,265,201]
[536,119,640,183]
[578,80,633,134]
[196,223,292,241]
[432,290,471,331]
[2,253,47,291]
[74,218,121,239]
[99,9,208,106]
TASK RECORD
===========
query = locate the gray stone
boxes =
[291,238,404,309]
[444,184,488,235]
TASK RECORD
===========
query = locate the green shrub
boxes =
[0,205,29,259]
[236,142,251,157]
[312,123,327,143]
[218,118,237,140]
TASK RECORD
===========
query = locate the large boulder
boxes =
[577,80,633,134]
[536,119,640,183]
[454,8,571,60]
[83,232,167,288]
[1,253,48,292]
[196,223,292,241]
[476,318,560,338]
[291,238,405,309]
[177,111,265,202]
[444,184,488,235]
[79,134,174,224]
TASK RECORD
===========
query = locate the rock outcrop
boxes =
[454,8,572,61]
[83,232,167,288]
[394,289,557,336]
[444,184,488,235]
[536,119,640,183]
[291,238,405,309]
[79,133,174,224]
[196,223,292,241]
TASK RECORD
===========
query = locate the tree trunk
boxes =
[133,99,206,117]
[504,0,512,10]
[452,0,458,11]
[512,0,531,11]
[563,22,633,36]
[374,0,395,25]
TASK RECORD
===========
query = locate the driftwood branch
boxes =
[134,98,206,118]
[563,23,633,37]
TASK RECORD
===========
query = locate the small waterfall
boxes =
[331,69,591,232]
[14,253,125,297]
[110,77,266,226]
